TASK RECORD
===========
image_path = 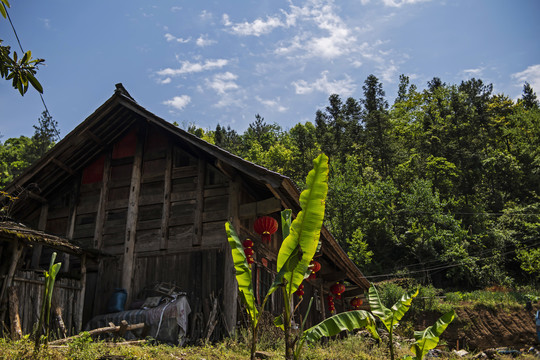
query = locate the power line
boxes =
[363,239,540,280]
[4,5,51,117]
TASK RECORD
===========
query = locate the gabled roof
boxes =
[4,84,370,290]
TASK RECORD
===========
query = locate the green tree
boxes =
[0,0,44,95]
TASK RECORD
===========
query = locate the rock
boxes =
[453,349,469,357]
[255,351,273,359]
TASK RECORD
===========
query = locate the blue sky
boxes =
[1,0,539,140]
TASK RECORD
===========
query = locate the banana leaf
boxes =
[369,285,418,332]
[225,222,258,325]
[410,310,455,360]
[301,310,379,344]
[277,154,329,296]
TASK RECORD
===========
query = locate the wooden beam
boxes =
[83,128,106,146]
[30,203,48,268]
[239,197,281,219]
[52,158,75,176]
[121,127,145,300]
[223,176,241,335]
[8,286,22,340]
[27,191,47,204]
[192,157,206,246]
[63,179,80,272]
[93,152,111,249]
[160,144,172,250]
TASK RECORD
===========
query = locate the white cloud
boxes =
[200,10,212,20]
[171,6,182,12]
[292,71,356,96]
[196,35,216,47]
[40,18,51,29]
[462,67,485,77]
[512,64,540,93]
[381,0,431,7]
[157,59,228,76]
[378,62,399,84]
[256,96,288,112]
[206,72,239,94]
[163,95,191,110]
[160,77,171,84]
[222,14,232,26]
[164,33,190,43]
[225,15,284,36]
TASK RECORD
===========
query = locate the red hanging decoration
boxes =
[295,284,304,297]
[243,238,255,266]
[330,282,346,299]
[350,297,363,310]
[310,260,321,273]
[254,216,278,242]
[327,295,335,313]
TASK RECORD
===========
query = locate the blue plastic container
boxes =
[106,288,127,313]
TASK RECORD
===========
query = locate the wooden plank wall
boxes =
[12,270,84,336]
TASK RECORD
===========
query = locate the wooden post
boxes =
[94,153,111,250]
[160,144,172,250]
[0,241,23,323]
[8,286,22,340]
[76,254,87,334]
[223,175,240,335]
[319,282,326,320]
[193,157,206,246]
[31,203,48,268]
[121,128,145,301]
[63,179,80,271]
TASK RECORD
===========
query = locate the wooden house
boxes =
[0,84,369,340]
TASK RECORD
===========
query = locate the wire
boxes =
[363,239,540,280]
[4,5,51,117]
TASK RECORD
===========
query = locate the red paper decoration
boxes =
[327,295,335,313]
[295,284,304,298]
[254,216,278,242]
[350,297,363,309]
[243,238,255,266]
[330,282,346,299]
[310,260,321,273]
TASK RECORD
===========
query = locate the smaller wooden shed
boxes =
[0,220,90,337]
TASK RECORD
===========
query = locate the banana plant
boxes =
[369,285,419,360]
[225,153,329,360]
[35,252,61,350]
[295,309,379,360]
[406,310,455,360]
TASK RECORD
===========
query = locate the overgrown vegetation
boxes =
[188,76,540,290]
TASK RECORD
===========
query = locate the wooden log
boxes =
[0,242,24,322]
[76,254,87,334]
[49,322,146,345]
[117,319,128,338]
[54,306,67,339]
[8,286,22,340]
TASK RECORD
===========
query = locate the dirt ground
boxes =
[416,305,539,351]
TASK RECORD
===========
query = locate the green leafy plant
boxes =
[369,285,418,360]
[406,310,455,360]
[34,252,61,350]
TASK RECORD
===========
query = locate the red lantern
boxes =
[247,256,255,265]
[327,295,335,313]
[330,282,346,299]
[254,216,278,242]
[308,272,316,279]
[244,248,254,256]
[350,297,363,309]
[310,260,321,273]
[243,239,254,248]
